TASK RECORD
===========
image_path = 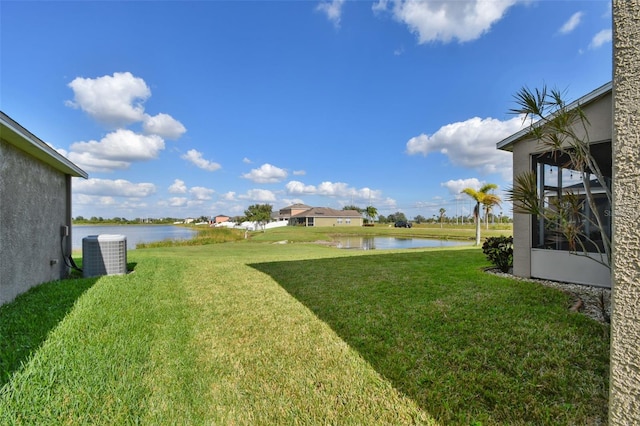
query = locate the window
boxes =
[532,142,611,253]
[337,218,343,224]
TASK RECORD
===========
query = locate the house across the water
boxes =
[278,204,363,227]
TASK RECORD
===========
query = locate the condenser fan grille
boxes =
[82,234,127,278]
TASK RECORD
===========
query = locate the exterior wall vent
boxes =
[82,234,127,278]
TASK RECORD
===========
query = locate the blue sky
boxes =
[1,0,612,220]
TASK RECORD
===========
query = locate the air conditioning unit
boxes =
[82,234,127,278]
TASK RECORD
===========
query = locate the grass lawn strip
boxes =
[180,250,433,424]
[249,247,609,425]
[0,256,208,424]
[0,238,608,425]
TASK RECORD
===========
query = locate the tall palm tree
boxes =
[461,183,500,245]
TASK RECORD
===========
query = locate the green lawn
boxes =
[0,232,608,425]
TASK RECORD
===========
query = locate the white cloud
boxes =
[441,178,485,197]
[285,180,382,202]
[375,197,398,210]
[372,0,388,14]
[71,129,165,161]
[143,113,186,140]
[67,152,130,173]
[73,178,156,198]
[238,189,277,202]
[68,129,165,172]
[406,116,525,180]
[242,157,252,164]
[166,180,214,205]
[242,163,288,183]
[73,194,114,206]
[221,192,237,201]
[317,181,355,197]
[169,197,188,207]
[293,169,306,176]
[66,72,151,126]
[559,11,583,34]
[181,149,221,172]
[375,0,519,44]
[589,29,612,49]
[285,181,317,195]
[189,186,214,201]
[168,179,188,194]
[73,192,151,215]
[316,0,345,28]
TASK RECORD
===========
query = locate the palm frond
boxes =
[479,183,498,194]
[509,86,546,118]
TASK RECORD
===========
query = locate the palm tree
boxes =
[462,183,500,245]
[439,208,446,229]
[365,205,378,225]
[482,193,502,230]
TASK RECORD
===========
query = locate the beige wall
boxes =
[610,2,640,423]
[314,217,363,227]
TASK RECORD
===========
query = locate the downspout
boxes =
[64,174,72,277]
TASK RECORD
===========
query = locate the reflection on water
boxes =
[334,236,470,250]
[72,225,198,249]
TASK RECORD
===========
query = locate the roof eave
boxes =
[0,111,88,179]
[496,81,613,152]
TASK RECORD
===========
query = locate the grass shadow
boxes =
[0,274,99,387]
[249,249,609,425]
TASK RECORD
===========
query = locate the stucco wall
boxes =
[0,140,70,305]
[610,2,640,423]
[511,140,534,278]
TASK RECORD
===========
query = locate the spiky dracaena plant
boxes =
[507,86,611,268]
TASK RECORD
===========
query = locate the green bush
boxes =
[482,236,513,273]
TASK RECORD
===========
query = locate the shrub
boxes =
[482,236,513,273]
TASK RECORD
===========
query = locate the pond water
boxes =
[334,236,471,250]
[72,225,198,250]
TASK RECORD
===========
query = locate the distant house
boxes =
[276,203,313,221]
[1,111,88,305]
[497,82,612,287]
[211,214,230,225]
[289,207,363,227]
